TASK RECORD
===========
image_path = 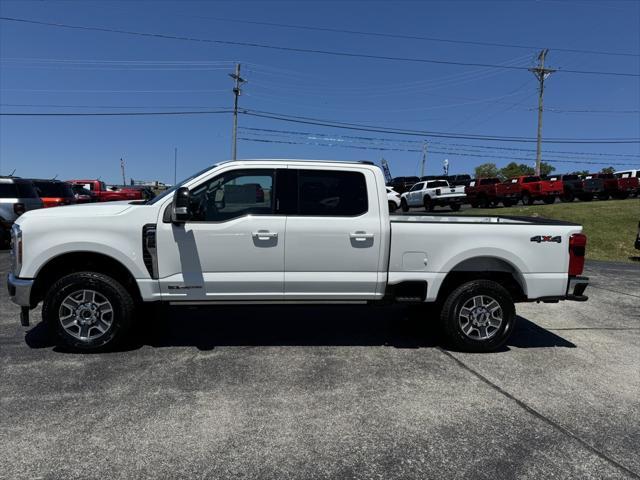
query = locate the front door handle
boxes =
[252,230,278,240]
[349,231,374,241]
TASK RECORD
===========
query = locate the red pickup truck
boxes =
[466,177,525,207]
[67,180,143,202]
[503,175,564,205]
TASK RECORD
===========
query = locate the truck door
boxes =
[283,168,383,300]
[408,182,424,207]
[156,167,285,301]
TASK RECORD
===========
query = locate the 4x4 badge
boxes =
[530,235,562,243]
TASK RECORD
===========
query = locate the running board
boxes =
[169,300,369,306]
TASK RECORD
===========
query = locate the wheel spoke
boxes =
[79,324,90,339]
[473,296,483,308]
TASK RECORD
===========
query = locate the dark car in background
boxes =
[0,177,43,246]
[387,176,420,194]
[30,179,76,208]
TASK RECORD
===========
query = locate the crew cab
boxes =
[67,179,143,202]
[400,179,466,211]
[614,170,640,197]
[8,160,589,353]
[30,179,76,208]
[505,176,563,205]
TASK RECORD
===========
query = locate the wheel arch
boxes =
[436,256,526,304]
[31,251,142,306]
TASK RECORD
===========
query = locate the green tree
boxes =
[571,170,590,176]
[474,162,498,178]
[539,162,556,176]
[499,162,534,180]
[600,166,615,174]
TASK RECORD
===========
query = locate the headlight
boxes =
[10,224,22,276]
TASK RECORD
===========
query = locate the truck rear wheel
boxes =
[423,196,434,212]
[522,193,534,205]
[450,203,461,212]
[42,272,135,351]
[543,196,555,204]
[439,280,516,352]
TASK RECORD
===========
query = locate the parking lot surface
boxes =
[1,251,638,479]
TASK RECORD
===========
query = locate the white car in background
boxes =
[386,187,401,212]
[400,179,466,212]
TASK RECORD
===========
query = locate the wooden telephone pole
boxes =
[229,63,246,161]
[529,49,555,176]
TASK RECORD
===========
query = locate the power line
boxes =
[238,126,640,159]
[0,103,226,109]
[237,137,639,166]
[191,15,640,58]
[1,105,637,145]
[0,110,232,116]
[1,16,638,78]
[239,109,640,144]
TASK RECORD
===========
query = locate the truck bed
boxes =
[390,213,579,226]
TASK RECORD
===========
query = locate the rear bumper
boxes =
[531,275,589,303]
[566,275,589,301]
[7,273,34,307]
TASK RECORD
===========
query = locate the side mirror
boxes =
[171,187,191,223]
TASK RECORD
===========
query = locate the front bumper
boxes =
[7,273,34,307]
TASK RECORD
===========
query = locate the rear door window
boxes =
[297,170,368,216]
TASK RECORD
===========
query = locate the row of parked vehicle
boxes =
[0,176,152,244]
[386,170,639,211]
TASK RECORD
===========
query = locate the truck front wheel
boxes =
[42,272,135,351]
[400,198,409,212]
[440,280,516,352]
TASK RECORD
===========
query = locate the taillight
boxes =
[13,203,25,215]
[569,233,587,276]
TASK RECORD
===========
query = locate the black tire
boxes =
[478,195,490,209]
[42,272,135,351]
[597,192,609,201]
[560,192,574,202]
[440,280,516,353]
[543,196,555,205]
[470,201,479,208]
[502,199,513,207]
[450,203,461,212]
[615,192,629,200]
[578,194,593,202]
[522,193,533,205]
[423,196,434,212]
[388,200,398,213]
[400,198,409,212]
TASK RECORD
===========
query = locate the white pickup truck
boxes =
[400,179,466,212]
[7,160,589,352]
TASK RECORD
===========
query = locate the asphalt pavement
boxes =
[0,252,638,479]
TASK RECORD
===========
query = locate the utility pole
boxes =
[420,142,427,177]
[120,158,126,186]
[229,63,246,161]
[529,49,555,176]
[174,147,177,185]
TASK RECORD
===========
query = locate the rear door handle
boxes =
[349,231,374,241]
[252,230,278,240]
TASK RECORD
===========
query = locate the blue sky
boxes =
[1,0,639,183]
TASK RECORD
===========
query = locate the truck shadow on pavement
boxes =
[25,305,576,352]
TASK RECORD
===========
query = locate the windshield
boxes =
[147,165,215,205]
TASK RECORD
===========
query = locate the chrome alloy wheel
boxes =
[58,290,114,341]
[458,295,503,341]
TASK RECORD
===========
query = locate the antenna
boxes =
[9,169,16,177]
